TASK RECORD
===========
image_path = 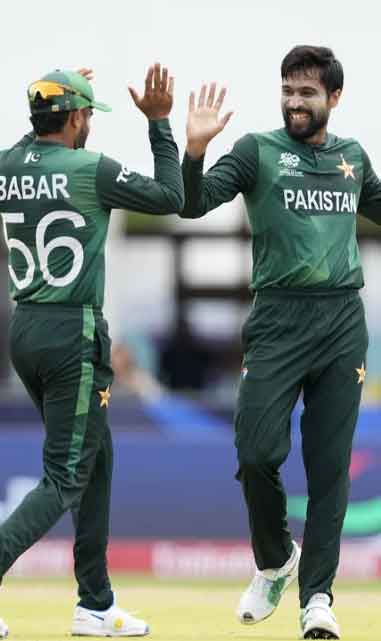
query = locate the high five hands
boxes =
[76,66,233,155]
[186,83,233,159]
[129,63,174,121]
[128,66,233,156]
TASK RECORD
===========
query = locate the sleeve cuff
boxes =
[182,151,205,169]
[148,118,171,136]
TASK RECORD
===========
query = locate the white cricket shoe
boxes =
[300,593,340,639]
[237,540,300,624]
[71,604,149,637]
[0,618,8,638]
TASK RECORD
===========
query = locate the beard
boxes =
[74,126,88,149]
[283,107,329,141]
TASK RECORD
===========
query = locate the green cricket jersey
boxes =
[0,119,183,307]
[182,128,381,290]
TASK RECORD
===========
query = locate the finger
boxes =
[207,82,216,107]
[189,91,196,112]
[198,84,207,108]
[145,66,154,95]
[128,86,140,105]
[215,87,227,111]
[77,68,94,80]
[153,62,161,92]
[161,67,168,93]
[168,76,174,97]
[219,110,234,129]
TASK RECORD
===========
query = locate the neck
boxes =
[35,132,74,148]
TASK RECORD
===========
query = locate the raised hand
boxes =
[186,83,233,159]
[128,63,174,120]
[76,68,94,81]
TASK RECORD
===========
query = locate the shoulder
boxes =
[252,128,287,146]
[326,132,363,152]
[326,131,358,145]
[326,134,367,167]
[247,129,295,161]
[56,149,103,183]
[68,148,102,169]
[0,139,32,168]
[230,133,259,162]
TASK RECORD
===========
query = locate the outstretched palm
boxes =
[129,63,174,120]
[186,83,233,158]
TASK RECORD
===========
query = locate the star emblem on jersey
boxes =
[98,385,111,408]
[355,363,366,384]
[336,154,355,180]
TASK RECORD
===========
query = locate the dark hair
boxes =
[281,46,344,94]
[29,95,70,135]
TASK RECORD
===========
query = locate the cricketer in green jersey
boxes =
[0,64,183,638]
[180,46,381,640]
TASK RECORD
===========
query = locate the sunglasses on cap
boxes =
[28,80,90,102]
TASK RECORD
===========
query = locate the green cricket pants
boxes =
[234,290,368,608]
[0,303,114,610]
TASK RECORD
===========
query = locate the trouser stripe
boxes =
[67,306,95,476]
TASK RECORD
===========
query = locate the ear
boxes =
[329,89,342,109]
[68,110,82,129]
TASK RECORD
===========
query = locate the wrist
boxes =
[148,115,170,121]
[186,141,207,160]
[148,116,169,123]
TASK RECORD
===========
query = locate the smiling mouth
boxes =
[289,112,310,123]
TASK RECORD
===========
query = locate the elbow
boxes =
[160,190,184,214]
[153,183,184,214]
[170,190,185,214]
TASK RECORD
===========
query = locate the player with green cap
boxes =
[28,69,113,113]
[0,64,183,638]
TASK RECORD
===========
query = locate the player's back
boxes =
[0,137,109,308]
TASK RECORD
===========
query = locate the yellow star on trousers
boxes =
[336,155,355,180]
[355,364,366,384]
[98,385,111,408]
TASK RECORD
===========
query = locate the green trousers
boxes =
[0,303,114,610]
[234,291,368,608]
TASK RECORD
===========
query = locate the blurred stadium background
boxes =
[0,0,380,595]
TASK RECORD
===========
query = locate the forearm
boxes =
[97,120,184,215]
[359,204,381,225]
[180,152,210,218]
[148,119,184,213]
[180,135,257,219]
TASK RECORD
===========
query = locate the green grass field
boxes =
[0,576,379,640]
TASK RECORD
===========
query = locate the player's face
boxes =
[74,108,93,149]
[281,69,338,143]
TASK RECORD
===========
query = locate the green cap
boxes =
[28,70,112,114]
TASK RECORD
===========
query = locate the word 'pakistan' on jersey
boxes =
[181,128,381,290]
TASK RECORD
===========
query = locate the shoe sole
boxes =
[303,628,339,640]
[71,623,150,637]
